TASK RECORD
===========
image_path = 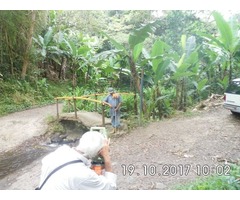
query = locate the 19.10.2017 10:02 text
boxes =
[121,164,231,177]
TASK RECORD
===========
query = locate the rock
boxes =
[151,182,167,190]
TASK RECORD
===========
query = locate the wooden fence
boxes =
[54,93,134,126]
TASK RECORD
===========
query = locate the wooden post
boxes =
[102,104,105,127]
[56,99,59,119]
[73,97,77,119]
[95,94,97,112]
[134,92,138,115]
[68,100,71,113]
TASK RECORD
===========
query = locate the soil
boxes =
[0,100,239,190]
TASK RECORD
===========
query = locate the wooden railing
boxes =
[54,93,134,126]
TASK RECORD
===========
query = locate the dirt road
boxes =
[0,104,62,153]
[0,103,239,190]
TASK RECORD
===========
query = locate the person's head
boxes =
[108,87,115,95]
[76,131,105,159]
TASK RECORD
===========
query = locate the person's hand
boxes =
[99,138,112,172]
[102,102,112,108]
[99,139,111,159]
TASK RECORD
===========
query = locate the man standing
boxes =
[103,88,122,133]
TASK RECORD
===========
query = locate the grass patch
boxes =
[45,115,65,134]
[174,164,240,190]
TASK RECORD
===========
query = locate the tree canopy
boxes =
[1,10,240,118]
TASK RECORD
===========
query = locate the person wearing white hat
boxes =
[36,131,117,190]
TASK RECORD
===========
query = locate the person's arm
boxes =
[103,101,112,108]
[99,139,112,172]
[115,102,121,111]
[95,139,117,190]
[102,96,112,108]
[115,96,122,111]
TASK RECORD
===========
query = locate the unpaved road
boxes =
[0,104,239,190]
[0,104,63,153]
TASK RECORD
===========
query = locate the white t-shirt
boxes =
[39,145,117,190]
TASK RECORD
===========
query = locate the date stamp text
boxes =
[121,164,231,177]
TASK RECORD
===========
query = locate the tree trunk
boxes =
[179,78,187,111]
[21,10,36,80]
[72,71,77,88]
[60,57,67,80]
[134,90,138,115]
[85,65,90,84]
[129,55,141,94]
[175,80,180,109]
[4,30,14,76]
[182,78,187,112]
[229,54,233,83]
[152,86,156,120]
[156,82,162,119]
[128,54,146,114]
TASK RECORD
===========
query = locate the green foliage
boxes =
[105,11,154,47]
[199,11,240,83]
[46,115,65,133]
[0,11,47,79]
[217,76,229,91]
[2,10,240,123]
[62,86,101,113]
[175,164,240,190]
[120,94,136,118]
[128,21,156,50]
[0,79,69,116]
[155,10,214,54]
[213,11,234,51]
[144,85,173,119]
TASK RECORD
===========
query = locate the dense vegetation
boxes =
[1,10,240,119]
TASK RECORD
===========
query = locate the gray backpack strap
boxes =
[35,159,83,190]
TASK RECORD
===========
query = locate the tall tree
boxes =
[0,10,47,79]
[21,10,36,80]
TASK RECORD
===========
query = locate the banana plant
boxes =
[150,39,171,84]
[33,27,55,58]
[33,27,65,71]
[171,35,199,111]
[192,78,210,101]
[63,37,92,87]
[199,11,240,83]
[140,39,172,119]
[101,22,156,94]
